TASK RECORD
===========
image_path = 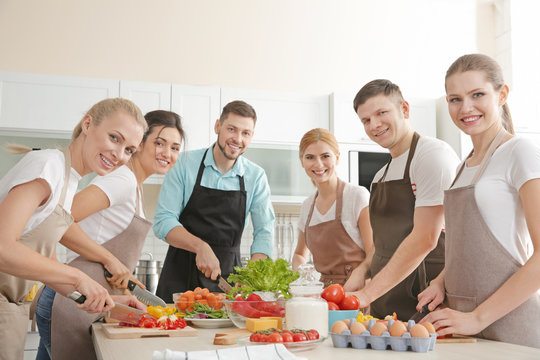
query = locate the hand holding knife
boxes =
[104,269,167,307]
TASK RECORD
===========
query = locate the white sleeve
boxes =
[297,194,315,232]
[508,137,540,190]
[346,183,370,221]
[89,166,136,207]
[412,139,460,207]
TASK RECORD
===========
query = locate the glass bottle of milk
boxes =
[285,264,328,338]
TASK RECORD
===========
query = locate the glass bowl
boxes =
[222,298,287,328]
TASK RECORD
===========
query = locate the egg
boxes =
[343,318,351,328]
[362,320,371,329]
[421,321,436,334]
[331,320,349,334]
[350,321,367,335]
[370,322,387,336]
[389,320,407,337]
[410,324,430,338]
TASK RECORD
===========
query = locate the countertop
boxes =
[92,323,540,360]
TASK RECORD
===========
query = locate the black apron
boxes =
[156,148,247,302]
[369,132,445,320]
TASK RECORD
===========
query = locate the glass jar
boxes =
[285,264,328,338]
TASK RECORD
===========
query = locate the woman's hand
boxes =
[111,294,147,311]
[421,308,484,336]
[417,280,445,312]
[343,265,367,292]
[73,273,115,313]
[104,257,145,290]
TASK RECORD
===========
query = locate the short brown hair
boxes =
[219,100,257,125]
[353,79,405,113]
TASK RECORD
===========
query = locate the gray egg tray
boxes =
[330,318,437,352]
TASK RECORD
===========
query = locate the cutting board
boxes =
[102,323,198,339]
[213,328,252,345]
[436,334,477,343]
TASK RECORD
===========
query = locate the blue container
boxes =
[328,309,359,332]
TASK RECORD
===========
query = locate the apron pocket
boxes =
[446,292,477,313]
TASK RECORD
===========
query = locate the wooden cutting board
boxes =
[102,323,198,339]
[213,328,252,345]
[436,334,477,343]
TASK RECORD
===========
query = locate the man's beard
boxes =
[217,136,244,161]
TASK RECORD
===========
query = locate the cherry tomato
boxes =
[309,329,319,339]
[281,332,294,342]
[340,294,360,310]
[306,331,317,340]
[293,332,307,342]
[268,332,283,343]
[327,301,340,310]
[322,284,345,304]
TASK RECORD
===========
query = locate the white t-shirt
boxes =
[371,136,460,207]
[0,149,81,234]
[451,137,540,265]
[298,182,370,249]
[65,165,142,263]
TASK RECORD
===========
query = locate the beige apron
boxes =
[51,186,152,360]
[304,178,366,286]
[444,129,540,348]
[0,148,74,360]
[369,132,445,320]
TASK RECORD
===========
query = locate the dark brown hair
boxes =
[143,110,185,144]
[219,100,257,125]
[445,54,514,135]
[353,79,405,113]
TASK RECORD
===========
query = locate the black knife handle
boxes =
[67,291,86,304]
[104,269,136,291]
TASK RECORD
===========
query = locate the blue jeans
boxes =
[35,286,55,360]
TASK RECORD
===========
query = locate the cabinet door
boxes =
[120,81,171,114]
[171,85,220,151]
[221,88,330,145]
[331,92,373,144]
[0,72,119,137]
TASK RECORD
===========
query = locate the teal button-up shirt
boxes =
[153,144,275,257]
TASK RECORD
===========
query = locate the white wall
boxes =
[0,0,480,100]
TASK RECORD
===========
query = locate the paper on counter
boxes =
[152,344,308,360]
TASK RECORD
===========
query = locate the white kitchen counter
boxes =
[92,323,540,360]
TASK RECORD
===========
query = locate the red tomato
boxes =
[306,331,317,340]
[293,332,307,342]
[281,332,294,342]
[340,294,360,310]
[268,332,283,343]
[309,329,319,339]
[327,301,340,310]
[322,284,345,304]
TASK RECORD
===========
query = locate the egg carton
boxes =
[330,318,437,353]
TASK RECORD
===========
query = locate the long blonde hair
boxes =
[5,98,146,155]
[445,54,514,135]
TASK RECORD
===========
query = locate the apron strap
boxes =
[335,179,345,221]
[378,132,420,182]
[195,149,209,187]
[58,147,72,208]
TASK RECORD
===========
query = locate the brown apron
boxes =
[304,178,366,286]
[369,132,445,320]
[0,148,74,360]
[444,129,540,348]
[51,186,152,360]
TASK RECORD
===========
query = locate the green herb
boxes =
[185,303,228,319]
[226,258,299,298]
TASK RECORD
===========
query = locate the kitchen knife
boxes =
[217,274,233,293]
[409,304,431,323]
[104,269,167,307]
[67,291,146,325]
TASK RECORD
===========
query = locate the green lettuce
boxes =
[226,258,299,298]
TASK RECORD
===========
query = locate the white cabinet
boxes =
[0,72,119,138]
[221,87,330,146]
[171,84,221,151]
[119,81,171,114]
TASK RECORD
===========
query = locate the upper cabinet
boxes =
[171,84,220,151]
[119,81,171,114]
[221,88,329,146]
[0,72,119,137]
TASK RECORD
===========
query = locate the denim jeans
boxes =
[35,286,56,360]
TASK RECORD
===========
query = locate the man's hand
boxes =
[111,294,147,311]
[195,242,221,280]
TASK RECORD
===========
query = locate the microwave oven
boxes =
[348,149,391,191]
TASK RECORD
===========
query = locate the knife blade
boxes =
[104,269,167,307]
[107,303,147,325]
[217,274,233,293]
[409,304,431,323]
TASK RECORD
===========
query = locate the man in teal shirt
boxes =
[154,100,274,300]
